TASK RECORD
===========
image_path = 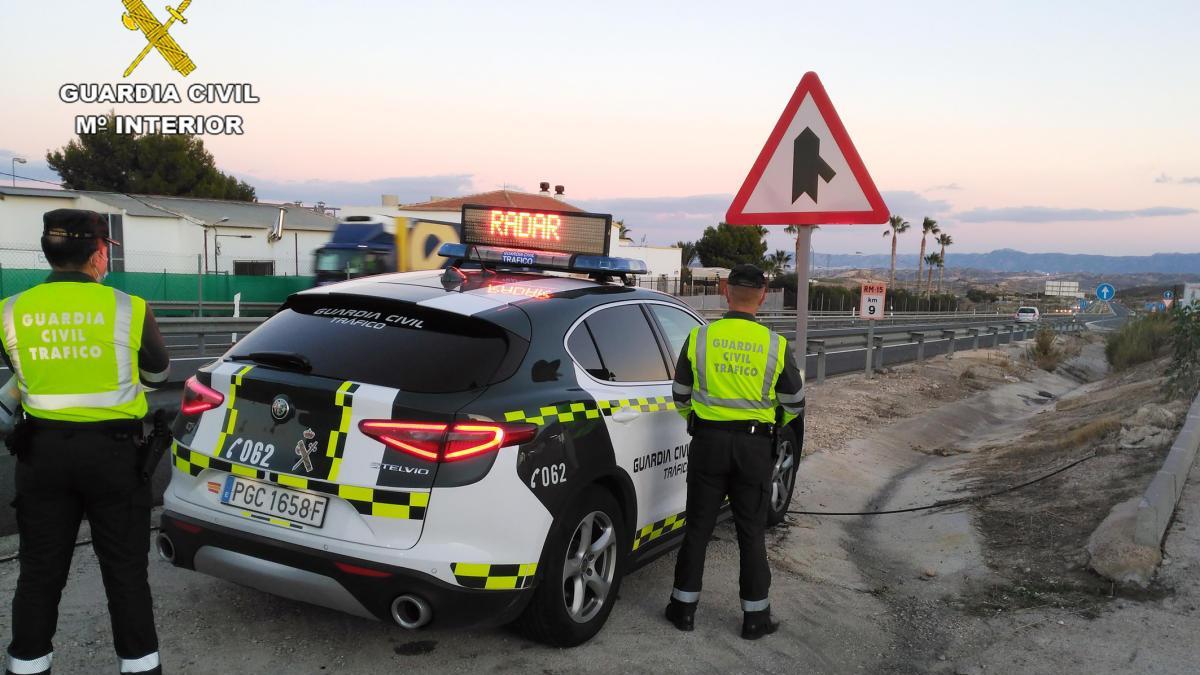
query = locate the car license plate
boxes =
[220,475,328,528]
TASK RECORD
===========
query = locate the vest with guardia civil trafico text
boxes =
[1,282,147,422]
[686,318,786,424]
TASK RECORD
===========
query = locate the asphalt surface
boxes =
[1082,301,1132,331]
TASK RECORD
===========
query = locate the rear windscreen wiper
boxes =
[229,351,312,372]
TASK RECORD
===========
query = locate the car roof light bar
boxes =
[438,243,647,276]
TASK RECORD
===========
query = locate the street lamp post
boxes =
[10,157,27,187]
[202,217,230,273]
[213,232,251,274]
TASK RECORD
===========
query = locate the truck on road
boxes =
[313,216,461,286]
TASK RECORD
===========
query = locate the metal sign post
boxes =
[794,226,813,353]
[860,282,886,378]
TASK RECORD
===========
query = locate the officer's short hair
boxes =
[40,209,111,269]
[42,235,101,269]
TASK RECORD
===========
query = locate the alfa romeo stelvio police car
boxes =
[159,205,802,646]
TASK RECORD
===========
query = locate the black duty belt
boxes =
[26,416,144,437]
[692,418,775,438]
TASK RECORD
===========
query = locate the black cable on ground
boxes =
[0,454,1097,564]
[0,527,161,565]
[787,452,1096,517]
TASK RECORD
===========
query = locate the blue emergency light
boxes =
[438,242,648,276]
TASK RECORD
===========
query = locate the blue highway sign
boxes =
[1096,283,1116,301]
[1164,289,1174,300]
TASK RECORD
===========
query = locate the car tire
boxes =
[516,486,626,647]
[767,424,800,526]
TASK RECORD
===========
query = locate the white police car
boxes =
[159,206,802,646]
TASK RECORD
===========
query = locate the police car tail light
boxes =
[180,376,224,416]
[442,423,536,462]
[358,421,446,461]
[359,420,538,462]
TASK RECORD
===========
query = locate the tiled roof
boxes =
[401,189,583,212]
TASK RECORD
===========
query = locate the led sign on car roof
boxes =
[461,205,611,257]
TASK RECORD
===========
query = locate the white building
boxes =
[0,186,335,276]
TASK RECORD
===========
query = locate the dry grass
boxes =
[1055,416,1122,450]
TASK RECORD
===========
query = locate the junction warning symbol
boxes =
[726,72,888,226]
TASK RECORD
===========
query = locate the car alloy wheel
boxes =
[770,437,796,514]
[561,510,618,624]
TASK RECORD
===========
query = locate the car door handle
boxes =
[611,407,641,424]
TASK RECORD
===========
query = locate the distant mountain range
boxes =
[816,249,1200,275]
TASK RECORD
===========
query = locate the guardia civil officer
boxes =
[665,263,804,639]
[1,210,169,675]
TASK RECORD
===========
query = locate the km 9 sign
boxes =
[860,283,886,320]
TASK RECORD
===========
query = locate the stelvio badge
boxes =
[120,0,197,77]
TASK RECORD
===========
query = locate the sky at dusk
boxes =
[2,0,1198,257]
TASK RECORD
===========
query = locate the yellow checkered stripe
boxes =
[450,562,538,590]
[325,381,359,482]
[172,443,430,520]
[632,511,686,551]
[503,396,677,426]
[213,365,254,456]
[239,510,304,531]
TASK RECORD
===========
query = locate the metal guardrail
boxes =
[150,300,279,317]
[802,318,1084,384]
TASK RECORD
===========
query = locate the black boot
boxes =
[664,599,696,631]
[741,608,780,640]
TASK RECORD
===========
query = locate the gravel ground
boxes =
[2,334,1195,674]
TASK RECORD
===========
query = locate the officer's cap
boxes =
[728,264,766,289]
[42,209,119,246]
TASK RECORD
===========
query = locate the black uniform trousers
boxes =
[672,426,773,607]
[8,424,159,672]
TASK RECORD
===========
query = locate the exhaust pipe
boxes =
[391,594,433,629]
[156,533,176,563]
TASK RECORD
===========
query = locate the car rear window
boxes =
[224,295,527,393]
[1018,308,1038,314]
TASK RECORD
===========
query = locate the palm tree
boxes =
[617,220,631,239]
[766,249,793,278]
[916,217,940,298]
[924,252,941,299]
[675,240,698,268]
[936,233,953,293]
[883,215,910,292]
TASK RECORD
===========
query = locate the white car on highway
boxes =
[1014,306,1040,323]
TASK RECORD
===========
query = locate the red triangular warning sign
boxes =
[726,72,889,226]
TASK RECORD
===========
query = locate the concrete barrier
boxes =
[1134,391,1200,547]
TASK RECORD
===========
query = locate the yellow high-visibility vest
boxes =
[686,318,785,423]
[0,282,147,421]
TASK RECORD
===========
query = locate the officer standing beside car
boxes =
[665,263,805,640]
[1,210,169,675]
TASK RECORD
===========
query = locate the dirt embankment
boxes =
[965,356,1187,615]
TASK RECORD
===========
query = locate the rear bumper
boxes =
[159,511,533,629]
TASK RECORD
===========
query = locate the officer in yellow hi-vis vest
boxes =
[665,264,804,640]
[1,210,169,675]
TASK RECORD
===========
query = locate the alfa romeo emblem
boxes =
[292,428,319,473]
[271,396,291,421]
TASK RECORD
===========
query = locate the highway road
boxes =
[1082,301,1132,331]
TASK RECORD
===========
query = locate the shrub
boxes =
[1165,305,1200,399]
[1105,314,1174,371]
[1026,328,1061,371]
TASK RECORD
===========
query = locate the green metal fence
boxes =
[0,266,312,312]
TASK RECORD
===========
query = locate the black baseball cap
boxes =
[728,263,766,289]
[42,209,120,246]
